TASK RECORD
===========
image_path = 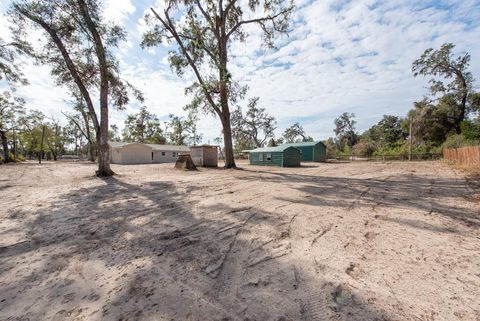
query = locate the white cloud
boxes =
[226,0,480,139]
[104,0,136,24]
[11,61,71,119]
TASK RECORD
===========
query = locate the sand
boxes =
[0,160,479,321]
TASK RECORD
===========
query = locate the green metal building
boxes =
[280,141,327,162]
[249,146,301,167]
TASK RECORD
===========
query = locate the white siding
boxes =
[153,150,185,163]
[111,147,122,164]
[119,144,152,164]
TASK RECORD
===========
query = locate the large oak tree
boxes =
[232,97,276,149]
[11,0,141,176]
[412,43,477,134]
[142,0,293,168]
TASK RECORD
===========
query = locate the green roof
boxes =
[281,141,325,148]
[250,146,298,153]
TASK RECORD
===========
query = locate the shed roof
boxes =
[146,144,190,151]
[250,146,298,153]
[189,144,218,149]
[109,142,189,151]
[281,141,325,148]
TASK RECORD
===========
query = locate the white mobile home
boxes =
[109,142,190,164]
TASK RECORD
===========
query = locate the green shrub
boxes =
[1,152,26,163]
[443,134,466,149]
[353,140,376,157]
[14,154,26,162]
[460,120,480,140]
[442,133,480,149]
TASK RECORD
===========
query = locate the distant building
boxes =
[109,142,190,164]
[189,145,218,167]
[249,146,301,167]
[280,141,326,162]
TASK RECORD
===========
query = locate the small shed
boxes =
[249,146,301,167]
[189,145,218,167]
[280,141,326,162]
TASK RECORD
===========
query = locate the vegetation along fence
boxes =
[443,146,480,166]
[331,153,442,162]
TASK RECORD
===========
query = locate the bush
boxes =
[353,140,376,157]
[373,143,408,157]
[0,152,26,163]
[442,133,480,149]
[460,120,480,141]
[13,153,26,162]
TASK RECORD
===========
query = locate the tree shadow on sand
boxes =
[0,175,395,321]
[235,167,479,229]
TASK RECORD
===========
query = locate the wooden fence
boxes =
[443,146,480,166]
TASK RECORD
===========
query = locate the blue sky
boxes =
[1,0,480,143]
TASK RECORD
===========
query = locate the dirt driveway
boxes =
[0,160,479,321]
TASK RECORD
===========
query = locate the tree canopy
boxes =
[10,0,142,176]
[282,122,312,143]
[334,112,358,149]
[142,0,293,168]
[412,43,477,133]
[123,106,166,144]
[231,97,276,150]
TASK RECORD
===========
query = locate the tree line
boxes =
[1,1,479,175]
[327,44,480,158]
[0,98,204,163]
[230,43,480,157]
[0,0,293,175]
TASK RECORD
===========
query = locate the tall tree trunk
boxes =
[77,0,113,176]
[455,76,469,134]
[39,124,46,164]
[221,112,236,168]
[1,130,10,163]
[96,97,112,175]
[81,105,95,162]
[456,93,467,134]
[88,140,95,162]
[218,24,236,169]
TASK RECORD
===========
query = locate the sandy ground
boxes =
[0,160,479,321]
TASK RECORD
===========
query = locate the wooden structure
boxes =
[280,141,326,162]
[249,146,301,167]
[174,154,197,170]
[443,146,480,166]
[189,145,218,167]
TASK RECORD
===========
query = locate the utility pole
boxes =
[409,116,413,161]
[12,127,17,162]
[193,125,197,146]
[39,124,46,164]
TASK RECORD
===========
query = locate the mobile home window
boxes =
[259,153,264,161]
[151,152,154,160]
[266,153,272,161]
[172,152,177,157]
[161,152,165,156]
